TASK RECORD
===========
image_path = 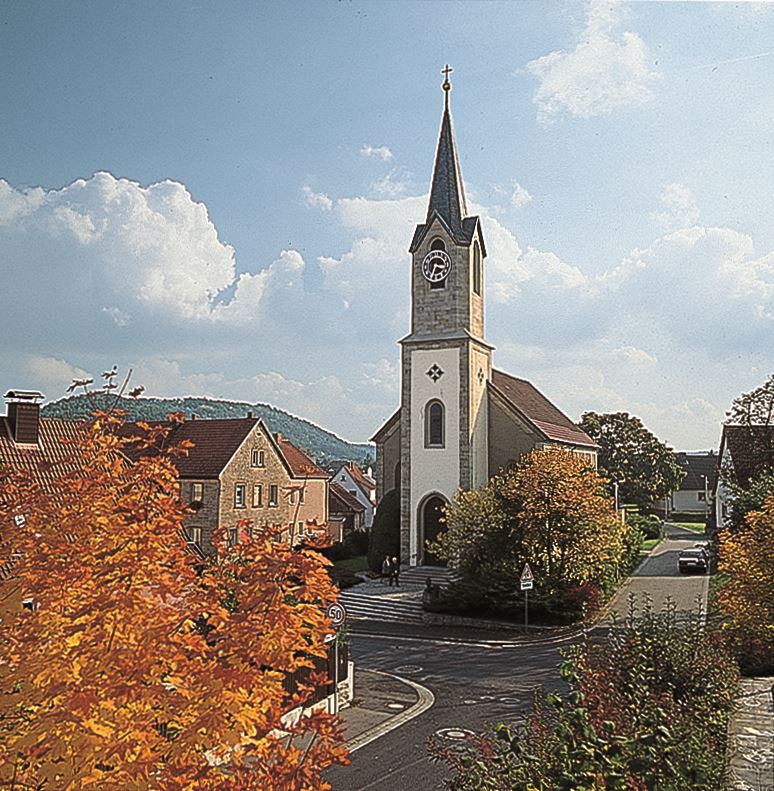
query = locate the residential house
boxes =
[713,424,774,530]
[122,416,331,554]
[276,433,330,544]
[328,482,366,542]
[0,390,86,612]
[330,462,376,529]
[671,452,717,516]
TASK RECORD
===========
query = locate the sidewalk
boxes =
[339,668,434,753]
[727,676,774,791]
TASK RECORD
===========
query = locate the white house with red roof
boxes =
[371,74,597,568]
[330,462,376,529]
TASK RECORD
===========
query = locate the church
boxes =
[371,69,597,568]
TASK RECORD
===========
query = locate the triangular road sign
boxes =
[521,563,534,583]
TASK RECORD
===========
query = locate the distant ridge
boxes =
[42,394,374,468]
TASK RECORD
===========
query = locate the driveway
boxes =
[605,522,710,621]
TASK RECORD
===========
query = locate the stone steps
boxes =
[338,590,425,625]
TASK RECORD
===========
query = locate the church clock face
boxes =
[421,249,452,283]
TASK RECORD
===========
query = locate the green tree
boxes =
[367,489,401,573]
[429,448,631,619]
[579,411,684,509]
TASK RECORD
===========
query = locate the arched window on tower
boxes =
[429,238,447,290]
[473,240,482,296]
[425,400,445,448]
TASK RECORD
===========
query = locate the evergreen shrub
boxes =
[367,489,401,573]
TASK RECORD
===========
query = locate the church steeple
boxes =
[426,65,468,236]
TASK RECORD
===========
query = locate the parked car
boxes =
[678,547,708,574]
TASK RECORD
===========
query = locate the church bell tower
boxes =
[398,67,492,566]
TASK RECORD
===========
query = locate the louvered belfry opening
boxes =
[4,390,44,445]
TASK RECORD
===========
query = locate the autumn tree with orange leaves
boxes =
[717,494,774,673]
[0,412,347,789]
[429,447,637,621]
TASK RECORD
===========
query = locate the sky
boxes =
[0,1,772,450]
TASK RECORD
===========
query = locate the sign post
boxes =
[326,602,347,714]
[520,563,534,633]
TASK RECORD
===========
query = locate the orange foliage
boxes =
[0,412,347,789]
[717,494,774,670]
[497,446,625,585]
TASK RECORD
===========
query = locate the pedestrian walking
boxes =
[390,556,400,587]
[381,554,391,584]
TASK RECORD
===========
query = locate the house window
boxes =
[425,400,445,448]
[228,527,238,547]
[289,490,296,505]
[187,526,202,545]
[252,449,265,467]
[298,521,305,537]
[473,240,482,296]
[252,484,263,507]
[299,488,305,505]
[269,485,278,507]
[192,482,203,502]
[235,484,246,508]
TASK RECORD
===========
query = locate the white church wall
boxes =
[409,346,460,565]
[469,344,491,489]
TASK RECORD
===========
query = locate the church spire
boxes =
[427,64,468,235]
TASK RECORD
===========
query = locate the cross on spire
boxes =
[442,64,453,109]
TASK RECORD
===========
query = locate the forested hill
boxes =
[42,394,374,468]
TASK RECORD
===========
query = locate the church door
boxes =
[422,496,447,566]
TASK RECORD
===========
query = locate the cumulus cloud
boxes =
[301,185,333,211]
[3,168,771,448]
[649,183,700,231]
[526,0,660,122]
[27,356,90,387]
[360,144,393,161]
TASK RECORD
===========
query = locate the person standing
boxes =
[390,556,400,587]
[381,554,392,584]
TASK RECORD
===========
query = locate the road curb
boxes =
[347,670,435,753]
[350,627,582,649]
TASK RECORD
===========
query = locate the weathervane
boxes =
[442,64,453,109]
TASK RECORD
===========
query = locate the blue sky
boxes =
[1,1,772,449]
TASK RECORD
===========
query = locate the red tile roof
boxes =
[278,438,328,479]
[490,370,596,449]
[329,482,365,513]
[334,462,375,496]
[0,417,86,496]
[120,418,261,478]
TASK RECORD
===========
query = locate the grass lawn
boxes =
[333,555,369,573]
[640,537,660,553]
[672,521,707,533]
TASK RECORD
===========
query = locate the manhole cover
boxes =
[499,697,522,705]
[387,702,405,710]
[478,694,495,701]
[463,699,478,705]
[394,664,423,674]
[436,727,476,740]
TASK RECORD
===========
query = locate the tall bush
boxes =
[367,488,400,572]
[432,602,738,790]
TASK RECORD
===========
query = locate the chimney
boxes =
[275,432,283,443]
[5,390,44,445]
[247,410,255,419]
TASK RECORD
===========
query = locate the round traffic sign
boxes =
[326,602,347,627]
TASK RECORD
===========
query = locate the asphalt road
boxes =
[606,522,710,621]
[328,522,711,790]
[326,633,568,790]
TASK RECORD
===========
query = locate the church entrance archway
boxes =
[420,495,447,566]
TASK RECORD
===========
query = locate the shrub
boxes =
[367,489,400,573]
[432,602,739,790]
[627,511,662,539]
[345,529,369,556]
